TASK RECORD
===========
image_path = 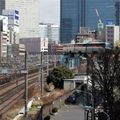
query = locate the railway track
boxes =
[0,76,38,115]
[0,63,57,116]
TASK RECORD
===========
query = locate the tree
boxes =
[88,49,120,120]
[47,66,73,88]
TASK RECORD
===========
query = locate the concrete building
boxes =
[2,9,19,44]
[0,31,10,58]
[2,9,19,33]
[0,0,40,38]
[75,27,96,43]
[0,15,10,58]
[105,25,120,47]
[64,75,91,90]
[20,37,48,53]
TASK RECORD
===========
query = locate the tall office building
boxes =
[60,0,114,43]
[39,23,48,38]
[60,0,81,43]
[51,25,59,44]
[0,0,40,38]
[39,23,59,44]
[115,1,120,25]
[0,0,5,14]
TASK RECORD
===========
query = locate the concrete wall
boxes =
[64,80,75,90]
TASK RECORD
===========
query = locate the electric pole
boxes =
[40,52,43,95]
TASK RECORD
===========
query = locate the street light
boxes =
[81,90,110,120]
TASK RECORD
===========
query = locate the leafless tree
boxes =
[88,49,120,120]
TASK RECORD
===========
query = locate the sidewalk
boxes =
[51,105,84,120]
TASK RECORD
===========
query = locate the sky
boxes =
[39,0,60,25]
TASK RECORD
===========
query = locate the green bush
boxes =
[52,107,58,113]
[47,66,73,88]
[44,115,50,120]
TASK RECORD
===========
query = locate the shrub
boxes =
[44,115,50,120]
[52,107,58,113]
[47,66,73,88]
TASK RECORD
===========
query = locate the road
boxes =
[51,105,84,120]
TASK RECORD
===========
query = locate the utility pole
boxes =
[40,52,43,95]
[23,51,28,118]
[25,51,28,118]
[91,53,95,120]
[86,45,89,120]
[46,53,49,76]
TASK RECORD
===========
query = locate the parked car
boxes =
[73,90,81,97]
[66,94,76,104]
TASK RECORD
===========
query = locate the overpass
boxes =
[62,42,111,53]
[59,42,111,70]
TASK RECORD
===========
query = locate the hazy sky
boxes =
[39,0,60,25]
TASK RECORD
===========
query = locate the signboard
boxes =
[40,37,48,52]
[106,20,114,25]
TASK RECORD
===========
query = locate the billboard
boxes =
[40,37,48,52]
[106,20,114,25]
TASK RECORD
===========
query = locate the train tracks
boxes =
[0,63,57,115]
[0,72,38,115]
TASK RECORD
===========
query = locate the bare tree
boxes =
[88,49,120,120]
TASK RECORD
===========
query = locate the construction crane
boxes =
[95,8,104,31]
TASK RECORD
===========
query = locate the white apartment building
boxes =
[0,0,40,38]
[2,9,19,44]
[0,15,10,58]
[2,9,19,33]
[0,31,11,58]
[106,25,120,47]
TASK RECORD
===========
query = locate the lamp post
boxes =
[82,90,110,120]
[81,90,94,120]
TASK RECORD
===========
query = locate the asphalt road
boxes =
[51,105,84,120]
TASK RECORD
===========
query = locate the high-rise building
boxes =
[2,9,19,33]
[60,0,114,43]
[39,23,59,43]
[0,0,5,14]
[0,0,40,38]
[2,9,19,44]
[39,24,48,38]
[115,1,120,25]
[60,0,81,43]
[51,25,59,44]
[0,15,9,58]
